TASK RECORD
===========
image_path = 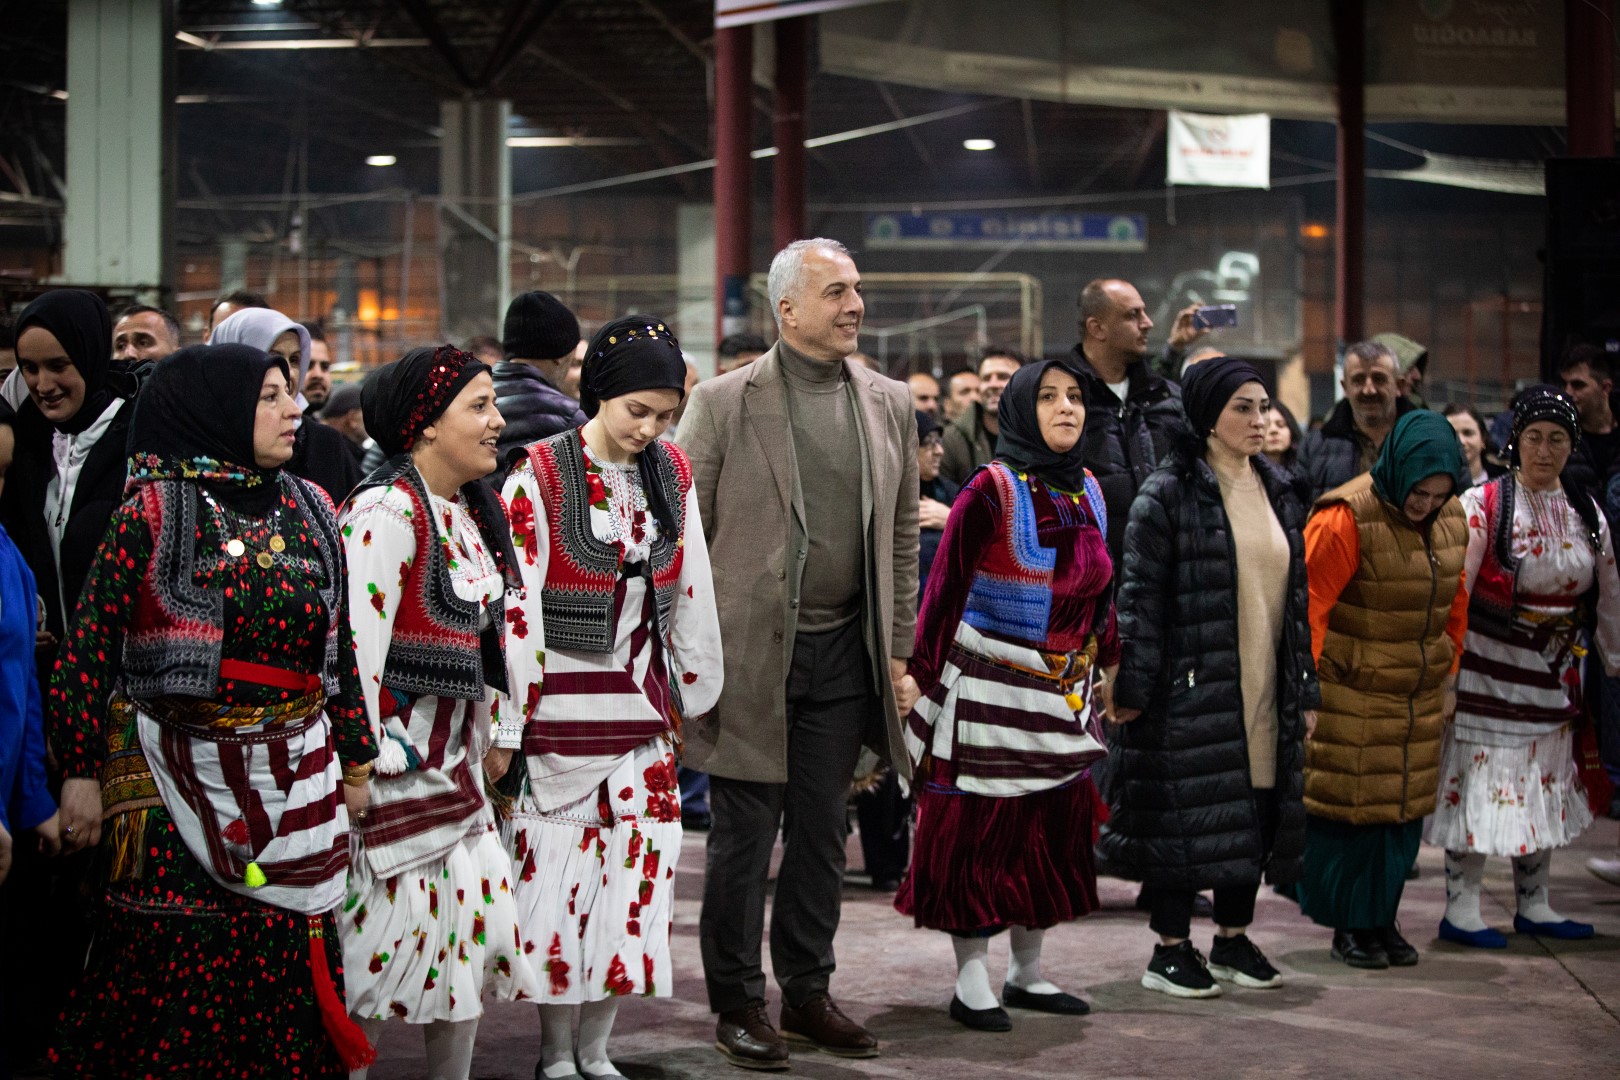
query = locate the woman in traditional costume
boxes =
[338,345,539,1079]
[897,359,1114,1032]
[496,316,722,1080]
[1431,386,1620,946]
[48,343,377,1077]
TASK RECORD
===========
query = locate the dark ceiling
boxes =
[0,0,1570,234]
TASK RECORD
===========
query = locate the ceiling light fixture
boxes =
[963,138,996,151]
[366,155,397,167]
[251,0,283,7]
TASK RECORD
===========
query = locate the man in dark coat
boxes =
[1067,278,1187,565]
[491,291,587,473]
[1297,340,1412,501]
[1558,344,1620,504]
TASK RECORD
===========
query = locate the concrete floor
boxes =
[371,823,1620,1080]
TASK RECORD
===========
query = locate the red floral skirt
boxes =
[895,767,1099,934]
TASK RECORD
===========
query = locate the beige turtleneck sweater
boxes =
[1211,452,1290,789]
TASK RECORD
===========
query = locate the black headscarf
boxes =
[14,289,115,436]
[579,315,687,420]
[362,345,489,458]
[993,359,1091,493]
[1180,355,1268,438]
[126,343,291,512]
[1505,384,1580,466]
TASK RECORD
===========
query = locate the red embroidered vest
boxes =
[522,431,691,653]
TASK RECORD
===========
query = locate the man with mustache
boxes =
[1298,340,1413,502]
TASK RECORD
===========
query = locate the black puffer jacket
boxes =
[1296,396,1416,502]
[1067,346,1184,566]
[492,361,586,467]
[1096,434,1320,890]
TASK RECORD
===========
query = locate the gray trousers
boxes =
[699,619,874,1012]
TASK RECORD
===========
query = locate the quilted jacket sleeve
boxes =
[1113,473,1175,713]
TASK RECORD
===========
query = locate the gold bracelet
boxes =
[343,773,372,788]
[341,762,374,781]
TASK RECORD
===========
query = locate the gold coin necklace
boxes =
[205,490,287,568]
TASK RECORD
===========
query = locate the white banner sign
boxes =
[717,0,897,29]
[1166,110,1271,189]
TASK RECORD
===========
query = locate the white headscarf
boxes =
[209,308,312,417]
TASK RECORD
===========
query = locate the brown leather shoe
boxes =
[715,1000,791,1071]
[780,993,880,1059]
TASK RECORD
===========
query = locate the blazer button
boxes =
[773,630,784,643]
[790,599,799,608]
[777,569,786,580]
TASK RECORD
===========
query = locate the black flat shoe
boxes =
[1001,984,1091,1015]
[949,995,1011,1032]
[1331,929,1390,970]
[1379,925,1420,967]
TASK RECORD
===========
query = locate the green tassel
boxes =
[244,861,268,888]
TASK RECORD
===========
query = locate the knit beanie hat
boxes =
[502,291,581,361]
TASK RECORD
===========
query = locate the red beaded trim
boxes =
[401,344,478,451]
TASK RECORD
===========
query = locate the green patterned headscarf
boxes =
[1369,409,1468,509]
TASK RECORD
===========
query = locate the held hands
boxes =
[58,777,103,854]
[1168,304,1210,350]
[890,658,921,715]
[484,747,515,783]
[343,778,372,823]
[1304,710,1319,739]
[35,811,62,857]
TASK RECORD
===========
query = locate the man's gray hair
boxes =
[766,238,852,327]
[1344,339,1398,371]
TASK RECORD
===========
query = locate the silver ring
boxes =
[63,825,76,835]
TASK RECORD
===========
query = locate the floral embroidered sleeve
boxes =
[47,498,152,779]
[669,483,724,717]
[338,485,416,746]
[497,461,548,750]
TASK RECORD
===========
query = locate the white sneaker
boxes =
[1585,855,1620,887]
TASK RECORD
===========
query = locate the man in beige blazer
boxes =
[678,238,920,1069]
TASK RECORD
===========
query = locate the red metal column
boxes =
[1566,0,1616,156]
[773,17,809,252]
[714,23,754,343]
[1333,0,1366,345]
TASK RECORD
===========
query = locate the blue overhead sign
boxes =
[864,212,1147,252]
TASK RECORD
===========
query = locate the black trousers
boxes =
[1148,788,1278,940]
[699,619,875,1012]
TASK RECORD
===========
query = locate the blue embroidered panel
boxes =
[963,463,1055,641]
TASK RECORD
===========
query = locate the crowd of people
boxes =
[0,235,1616,1079]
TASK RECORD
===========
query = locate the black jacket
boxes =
[492,361,586,468]
[1296,396,1416,502]
[918,473,960,599]
[1096,436,1320,891]
[0,398,134,642]
[288,420,363,507]
[1067,345,1185,565]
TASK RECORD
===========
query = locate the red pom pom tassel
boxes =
[307,915,377,1071]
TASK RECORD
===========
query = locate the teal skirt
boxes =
[1293,815,1424,931]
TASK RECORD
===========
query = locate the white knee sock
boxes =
[1513,851,1566,924]
[538,1003,579,1079]
[1006,926,1063,995]
[951,934,997,1010]
[423,1018,478,1080]
[577,999,622,1077]
[348,1017,388,1080]
[1444,850,1489,932]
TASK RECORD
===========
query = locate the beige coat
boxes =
[675,345,919,783]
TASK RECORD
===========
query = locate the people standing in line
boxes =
[1263,402,1303,475]
[1297,411,1470,969]
[1371,332,1430,410]
[1297,341,1413,501]
[211,307,364,505]
[1099,357,1318,998]
[322,383,373,463]
[942,369,980,424]
[47,344,379,1077]
[679,239,919,1069]
[915,409,959,598]
[338,345,539,1080]
[498,317,722,1080]
[300,320,336,416]
[1065,279,1186,565]
[491,291,588,471]
[940,349,1022,485]
[908,371,941,419]
[204,288,270,340]
[1444,403,1507,489]
[1430,387,1620,947]
[1557,344,1620,504]
[898,360,1115,1032]
[463,335,505,367]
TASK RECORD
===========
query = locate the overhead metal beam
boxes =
[1020,98,1040,186]
[876,82,934,171]
[394,0,477,88]
[474,0,565,91]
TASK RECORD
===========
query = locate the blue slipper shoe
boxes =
[1513,914,1595,940]
[1438,918,1508,949]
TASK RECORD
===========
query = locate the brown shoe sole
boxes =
[713,1041,791,1071]
[780,1029,880,1059]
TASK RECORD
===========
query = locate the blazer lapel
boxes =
[742,348,801,523]
[852,367,888,526]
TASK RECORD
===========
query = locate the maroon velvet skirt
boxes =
[895,767,1099,934]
